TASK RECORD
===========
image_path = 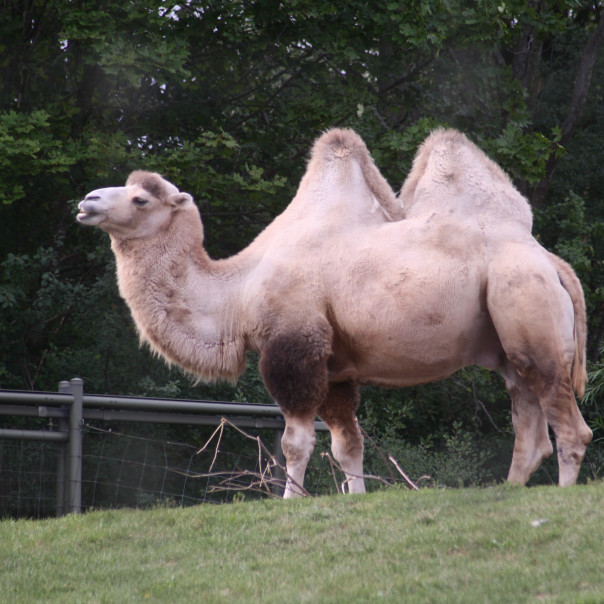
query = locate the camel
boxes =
[77,128,592,497]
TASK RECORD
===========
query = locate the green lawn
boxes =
[1,482,603,603]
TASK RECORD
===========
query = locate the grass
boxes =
[1,482,603,603]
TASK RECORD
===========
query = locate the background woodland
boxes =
[1,0,603,487]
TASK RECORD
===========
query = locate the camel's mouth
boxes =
[77,198,107,224]
[77,210,100,223]
[77,208,104,223]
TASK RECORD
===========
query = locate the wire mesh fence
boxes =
[0,438,61,518]
[1,378,433,519]
[0,419,344,518]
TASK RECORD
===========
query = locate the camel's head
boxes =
[77,171,194,238]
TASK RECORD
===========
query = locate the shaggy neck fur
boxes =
[111,205,247,382]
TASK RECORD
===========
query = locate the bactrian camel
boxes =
[77,128,592,497]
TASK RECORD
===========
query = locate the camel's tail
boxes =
[549,252,588,397]
[310,129,405,221]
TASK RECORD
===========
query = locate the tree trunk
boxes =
[531,11,604,208]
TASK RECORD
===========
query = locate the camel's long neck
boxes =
[111,210,247,382]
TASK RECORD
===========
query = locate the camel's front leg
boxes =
[319,382,366,494]
[281,413,317,498]
[259,324,333,499]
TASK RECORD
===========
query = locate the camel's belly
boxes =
[328,358,462,388]
[327,307,503,387]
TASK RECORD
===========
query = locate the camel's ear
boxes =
[169,192,193,207]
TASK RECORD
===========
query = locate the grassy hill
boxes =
[1,482,603,603]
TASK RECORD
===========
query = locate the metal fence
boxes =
[0,378,327,516]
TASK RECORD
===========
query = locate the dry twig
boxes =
[185,417,426,497]
[388,455,420,490]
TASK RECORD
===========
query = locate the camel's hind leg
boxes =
[501,353,592,486]
[318,382,366,494]
[511,371,592,486]
[488,250,592,485]
[501,364,554,485]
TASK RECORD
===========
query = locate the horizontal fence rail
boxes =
[0,378,328,516]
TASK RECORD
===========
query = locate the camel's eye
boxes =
[132,196,148,207]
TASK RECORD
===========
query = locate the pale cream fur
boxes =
[77,127,591,494]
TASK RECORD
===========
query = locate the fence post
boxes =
[56,380,71,517]
[68,378,84,514]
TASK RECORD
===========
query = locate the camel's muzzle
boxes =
[77,197,106,224]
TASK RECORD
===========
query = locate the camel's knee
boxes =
[330,423,364,462]
[282,421,316,466]
[329,420,364,474]
[539,386,592,449]
[281,415,316,498]
[546,406,592,450]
